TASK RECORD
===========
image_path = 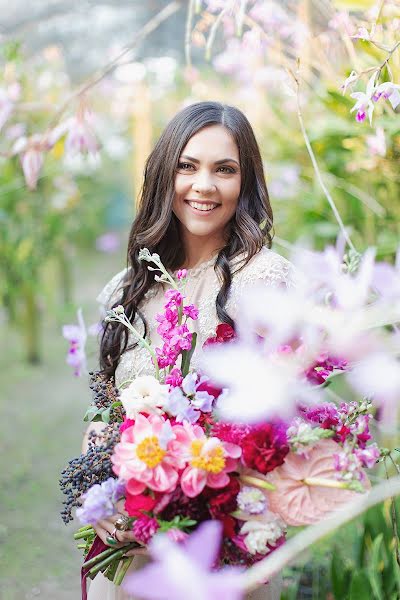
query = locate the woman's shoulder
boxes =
[231,246,295,289]
[96,267,130,308]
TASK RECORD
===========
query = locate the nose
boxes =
[191,172,216,194]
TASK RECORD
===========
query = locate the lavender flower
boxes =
[237,486,267,515]
[76,477,125,525]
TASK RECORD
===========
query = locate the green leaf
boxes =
[180,332,197,377]
[368,533,384,600]
[83,406,101,422]
[331,548,351,599]
[349,570,372,599]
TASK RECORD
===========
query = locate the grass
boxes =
[0,246,126,600]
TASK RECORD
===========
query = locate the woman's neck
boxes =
[179,230,224,270]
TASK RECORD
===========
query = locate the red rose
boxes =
[206,476,240,518]
[124,492,157,517]
[242,424,289,474]
[203,323,236,347]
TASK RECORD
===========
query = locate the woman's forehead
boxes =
[181,125,239,161]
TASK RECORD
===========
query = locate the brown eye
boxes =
[177,162,194,170]
[217,166,236,174]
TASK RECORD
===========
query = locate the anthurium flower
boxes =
[266,439,367,526]
[122,521,244,600]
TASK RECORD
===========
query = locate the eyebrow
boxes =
[180,154,240,167]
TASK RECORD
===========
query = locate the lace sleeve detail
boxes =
[233,247,296,290]
[96,268,128,309]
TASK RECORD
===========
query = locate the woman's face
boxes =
[173,124,241,242]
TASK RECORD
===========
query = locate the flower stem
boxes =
[114,557,134,585]
[82,546,116,569]
[240,475,276,491]
[74,528,95,540]
[89,543,138,576]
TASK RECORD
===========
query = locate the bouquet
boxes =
[60,248,380,597]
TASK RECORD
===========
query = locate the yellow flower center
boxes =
[190,439,226,474]
[136,436,165,468]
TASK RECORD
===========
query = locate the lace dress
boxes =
[88,246,294,600]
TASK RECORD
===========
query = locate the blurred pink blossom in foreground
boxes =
[123,521,244,600]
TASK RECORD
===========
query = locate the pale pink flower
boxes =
[351,27,371,41]
[65,108,99,156]
[112,414,187,495]
[179,423,241,498]
[267,439,367,526]
[0,83,21,131]
[366,127,386,156]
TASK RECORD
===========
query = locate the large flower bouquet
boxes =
[61,248,381,597]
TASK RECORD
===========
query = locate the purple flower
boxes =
[165,367,183,388]
[183,304,199,320]
[176,269,187,280]
[95,232,120,254]
[62,308,87,376]
[164,388,199,424]
[76,478,125,525]
[122,521,244,600]
[133,515,159,545]
[302,402,340,428]
[164,289,183,308]
[355,444,380,469]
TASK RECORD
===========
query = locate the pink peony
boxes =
[266,439,369,526]
[178,423,241,498]
[111,414,187,495]
[133,515,159,544]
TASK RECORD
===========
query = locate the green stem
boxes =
[114,557,134,585]
[82,546,116,569]
[23,285,41,364]
[89,543,138,577]
[74,528,95,540]
[239,475,276,491]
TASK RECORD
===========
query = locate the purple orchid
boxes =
[62,308,88,377]
[122,521,244,600]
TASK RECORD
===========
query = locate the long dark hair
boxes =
[100,101,273,379]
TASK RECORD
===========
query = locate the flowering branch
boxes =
[105,306,160,380]
[289,63,357,254]
[46,1,181,130]
[244,475,400,591]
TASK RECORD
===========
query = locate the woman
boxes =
[86,101,293,599]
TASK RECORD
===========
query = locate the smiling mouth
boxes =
[185,200,220,212]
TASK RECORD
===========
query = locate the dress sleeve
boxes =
[96,268,128,310]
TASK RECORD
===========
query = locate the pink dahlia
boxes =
[111,414,187,495]
[132,515,159,544]
[179,423,241,498]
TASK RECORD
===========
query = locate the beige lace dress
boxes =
[88,246,294,600]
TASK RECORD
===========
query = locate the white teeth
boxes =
[188,201,218,212]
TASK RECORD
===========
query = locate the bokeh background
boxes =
[0,1,399,598]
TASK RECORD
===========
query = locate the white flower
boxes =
[240,514,286,555]
[373,82,400,110]
[350,72,378,124]
[120,375,168,419]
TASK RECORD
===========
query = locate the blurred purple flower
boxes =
[373,82,400,109]
[372,248,400,299]
[65,108,99,156]
[123,521,244,600]
[62,308,88,377]
[76,477,125,525]
[95,232,120,254]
